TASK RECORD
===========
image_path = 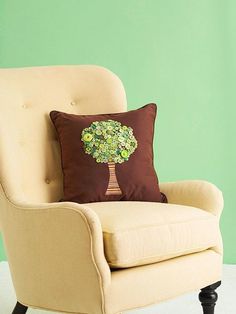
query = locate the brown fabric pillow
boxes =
[50,103,166,203]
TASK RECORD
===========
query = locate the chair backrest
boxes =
[0,65,127,203]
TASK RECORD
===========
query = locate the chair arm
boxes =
[159,180,224,217]
[0,195,110,314]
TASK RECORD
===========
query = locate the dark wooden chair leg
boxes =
[12,301,28,314]
[199,281,221,314]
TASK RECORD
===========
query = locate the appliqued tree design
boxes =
[81,120,138,195]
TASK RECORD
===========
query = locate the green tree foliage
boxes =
[81,120,138,163]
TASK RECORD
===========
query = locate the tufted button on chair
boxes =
[0,65,223,314]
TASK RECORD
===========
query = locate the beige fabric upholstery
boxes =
[106,249,222,314]
[89,201,222,268]
[0,185,110,314]
[0,65,127,203]
[160,180,224,216]
[0,66,223,314]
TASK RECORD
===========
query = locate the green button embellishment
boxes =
[83,133,93,142]
[81,119,138,164]
[121,150,129,158]
[95,130,102,135]
[106,138,113,144]
[81,119,138,196]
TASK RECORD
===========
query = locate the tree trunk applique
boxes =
[106,162,122,195]
[81,119,138,196]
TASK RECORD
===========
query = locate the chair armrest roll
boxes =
[159,180,224,217]
[0,194,110,314]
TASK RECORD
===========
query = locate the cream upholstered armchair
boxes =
[0,65,223,314]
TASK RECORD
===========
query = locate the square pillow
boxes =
[50,103,166,203]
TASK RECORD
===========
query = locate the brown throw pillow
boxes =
[50,103,166,203]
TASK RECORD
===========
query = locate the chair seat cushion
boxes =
[87,201,220,268]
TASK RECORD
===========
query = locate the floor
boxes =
[0,262,235,314]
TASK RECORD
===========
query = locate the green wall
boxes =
[0,0,235,263]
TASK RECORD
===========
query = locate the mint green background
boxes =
[0,0,235,264]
